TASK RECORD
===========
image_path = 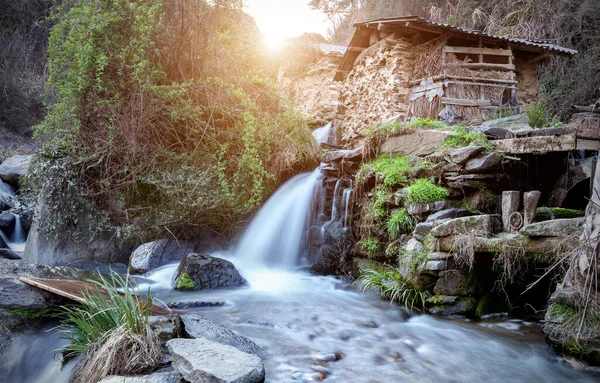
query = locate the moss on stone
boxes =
[6,308,57,319]
[176,272,196,290]
[475,295,508,317]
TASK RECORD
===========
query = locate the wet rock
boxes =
[180,314,259,355]
[523,190,542,225]
[493,135,576,154]
[464,153,502,173]
[166,301,225,309]
[428,298,477,316]
[0,213,15,231]
[130,239,195,273]
[426,208,472,222]
[149,315,183,347]
[426,295,458,305]
[447,146,485,164]
[321,146,363,163]
[474,126,513,140]
[0,258,93,310]
[167,338,265,383]
[433,269,475,296]
[520,218,584,237]
[173,253,246,291]
[405,200,449,216]
[403,238,424,253]
[380,130,452,157]
[430,215,502,237]
[424,260,446,271]
[412,222,433,241]
[99,371,183,383]
[0,155,32,187]
[64,259,127,274]
[0,249,21,260]
[548,287,580,306]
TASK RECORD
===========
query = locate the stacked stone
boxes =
[337,38,414,146]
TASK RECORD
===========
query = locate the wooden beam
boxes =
[441,97,491,107]
[527,52,550,65]
[446,80,517,89]
[443,46,512,56]
[493,134,577,154]
[347,47,365,52]
[443,63,516,71]
[445,75,518,84]
[577,138,600,151]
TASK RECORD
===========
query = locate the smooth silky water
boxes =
[2,168,599,382]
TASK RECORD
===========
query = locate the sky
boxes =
[244,0,330,49]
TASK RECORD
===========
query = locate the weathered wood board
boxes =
[493,134,577,154]
[19,277,171,315]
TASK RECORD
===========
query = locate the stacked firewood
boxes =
[337,38,415,146]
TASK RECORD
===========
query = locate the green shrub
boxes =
[176,272,195,290]
[405,178,449,204]
[441,126,493,152]
[356,266,430,311]
[526,103,557,128]
[57,272,161,382]
[357,237,380,259]
[30,0,317,241]
[373,188,392,219]
[386,208,413,239]
[360,154,412,187]
[398,249,428,278]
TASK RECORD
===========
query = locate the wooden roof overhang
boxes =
[334,16,577,81]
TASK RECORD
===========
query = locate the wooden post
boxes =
[507,42,516,102]
[478,36,484,101]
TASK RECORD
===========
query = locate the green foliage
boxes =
[6,308,57,320]
[359,154,412,187]
[176,272,196,290]
[365,118,450,137]
[442,126,493,152]
[386,208,413,239]
[405,178,449,204]
[526,103,557,129]
[357,237,380,259]
[356,266,430,311]
[373,188,392,219]
[493,105,519,120]
[30,0,317,240]
[385,241,401,259]
[475,294,508,317]
[57,272,153,357]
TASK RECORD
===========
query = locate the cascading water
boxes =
[311,122,336,146]
[235,168,323,269]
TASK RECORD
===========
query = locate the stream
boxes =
[2,167,600,382]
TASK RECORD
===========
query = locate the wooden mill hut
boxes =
[334,16,576,141]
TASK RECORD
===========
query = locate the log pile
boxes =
[337,38,414,145]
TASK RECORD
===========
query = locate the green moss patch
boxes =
[405,178,449,204]
[176,272,196,290]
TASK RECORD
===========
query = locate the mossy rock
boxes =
[428,298,477,316]
[475,294,508,318]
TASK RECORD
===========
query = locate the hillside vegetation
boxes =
[26,0,317,242]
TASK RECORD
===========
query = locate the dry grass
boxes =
[70,325,162,383]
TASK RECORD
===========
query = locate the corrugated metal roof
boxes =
[356,16,577,55]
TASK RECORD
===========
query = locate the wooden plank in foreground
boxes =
[493,134,577,154]
[19,277,170,316]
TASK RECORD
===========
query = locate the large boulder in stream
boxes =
[129,239,196,273]
[0,155,32,187]
[167,338,265,383]
[173,253,246,290]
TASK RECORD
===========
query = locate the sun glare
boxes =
[244,0,328,49]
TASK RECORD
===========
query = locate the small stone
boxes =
[173,253,246,290]
[426,208,472,222]
[412,222,433,241]
[430,215,502,237]
[464,153,502,173]
[426,295,458,305]
[405,200,449,215]
[403,238,424,253]
[424,260,446,271]
[447,146,485,165]
[180,314,259,354]
[428,252,452,260]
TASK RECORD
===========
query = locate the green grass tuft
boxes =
[356,266,430,311]
[365,118,450,137]
[357,237,380,259]
[358,154,412,187]
[386,208,413,239]
[405,178,449,204]
[527,103,557,129]
[441,126,493,152]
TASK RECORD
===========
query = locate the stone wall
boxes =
[337,38,414,146]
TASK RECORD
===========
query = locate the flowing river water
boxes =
[2,168,600,382]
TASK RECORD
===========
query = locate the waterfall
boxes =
[312,122,336,146]
[329,177,353,226]
[0,213,26,253]
[235,168,323,269]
